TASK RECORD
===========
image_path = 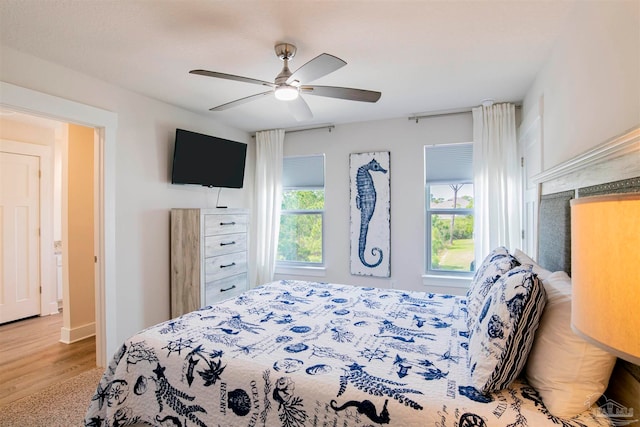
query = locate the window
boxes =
[425,143,474,275]
[277,155,325,266]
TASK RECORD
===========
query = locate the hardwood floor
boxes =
[0,313,96,407]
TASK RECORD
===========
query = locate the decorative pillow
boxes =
[525,271,617,418]
[513,248,552,282]
[466,247,520,329]
[468,265,546,393]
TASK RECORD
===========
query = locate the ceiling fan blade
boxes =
[301,85,381,103]
[210,91,273,111]
[287,53,346,85]
[287,96,313,121]
[190,69,275,88]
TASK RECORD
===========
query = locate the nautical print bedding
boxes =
[84,280,611,427]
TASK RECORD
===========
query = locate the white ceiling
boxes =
[0,0,578,133]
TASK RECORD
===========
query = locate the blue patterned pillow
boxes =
[466,247,520,329]
[468,265,546,393]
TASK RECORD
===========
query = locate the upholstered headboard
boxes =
[537,176,640,276]
[538,190,574,275]
[532,126,640,426]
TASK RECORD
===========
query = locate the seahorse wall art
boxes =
[349,151,391,277]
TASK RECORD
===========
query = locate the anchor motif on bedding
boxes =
[355,158,387,268]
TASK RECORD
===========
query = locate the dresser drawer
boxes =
[205,251,247,282]
[204,232,247,257]
[171,208,250,317]
[205,273,248,305]
[204,214,248,235]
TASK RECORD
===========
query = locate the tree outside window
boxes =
[277,154,325,266]
[278,189,324,264]
[427,183,474,273]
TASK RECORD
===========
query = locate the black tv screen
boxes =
[171,129,247,188]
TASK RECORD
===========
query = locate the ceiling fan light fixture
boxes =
[191,42,380,119]
[274,85,299,101]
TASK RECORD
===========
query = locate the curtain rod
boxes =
[252,124,334,138]
[286,124,334,134]
[409,104,521,123]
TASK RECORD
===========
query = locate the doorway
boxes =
[0,112,97,358]
[1,80,117,367]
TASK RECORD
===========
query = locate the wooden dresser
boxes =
[170,208,249,317]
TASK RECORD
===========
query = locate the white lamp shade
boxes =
[570,193,640,365]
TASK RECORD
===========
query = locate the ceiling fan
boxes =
[189,43,382,121]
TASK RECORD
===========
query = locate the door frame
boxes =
[1,81,117,367]
[0,140,54,317]
[518,99,543,260]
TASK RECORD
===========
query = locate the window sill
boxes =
[421,274,471,296]
[275,265,326,278]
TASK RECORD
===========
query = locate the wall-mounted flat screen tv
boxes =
[171,128,247,188]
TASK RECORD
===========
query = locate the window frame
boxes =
[425,181,475,277]
[424,141,475,278]
[277,153,326,269]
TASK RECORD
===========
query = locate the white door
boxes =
[519,116,542,259]
[0,151,41,323]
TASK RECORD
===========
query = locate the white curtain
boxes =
[472,103,521,263]
[254,129,285,285]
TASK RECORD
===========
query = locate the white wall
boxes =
[0,46,254,351]
[521,0,640,169]
[277,114,473,292]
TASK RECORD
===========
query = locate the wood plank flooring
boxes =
[0,313,96,407]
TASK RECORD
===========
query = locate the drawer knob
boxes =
[220,221,236,226]
[220,262,236,268]
[220,241,236,246]
[220,284,237,292]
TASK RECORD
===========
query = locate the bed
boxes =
[84,277,612,427]
[85,126,640,427]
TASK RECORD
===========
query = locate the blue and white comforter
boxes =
[84,280,610,427]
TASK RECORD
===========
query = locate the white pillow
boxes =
[525,271,617,418]
[468,265,546,393]
[513,248,552,281]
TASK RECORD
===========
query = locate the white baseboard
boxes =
[48,301,60,315]
[59,322,96,344]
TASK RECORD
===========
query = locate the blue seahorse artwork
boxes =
[356,158,387,267]
[350,151,391,277]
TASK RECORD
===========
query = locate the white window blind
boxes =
[282,155,325,188]
[425,143,473,183]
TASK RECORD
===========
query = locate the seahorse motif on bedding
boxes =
[355,158,387,268]
[330,398,390,424]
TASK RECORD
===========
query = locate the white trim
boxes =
[59,321,96,344]
[531,125,640,195]
[421,275,470,296]
[1,81,117,368]
[0,140,56,317]
[422,274,471,287]
[275,265,326,278]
